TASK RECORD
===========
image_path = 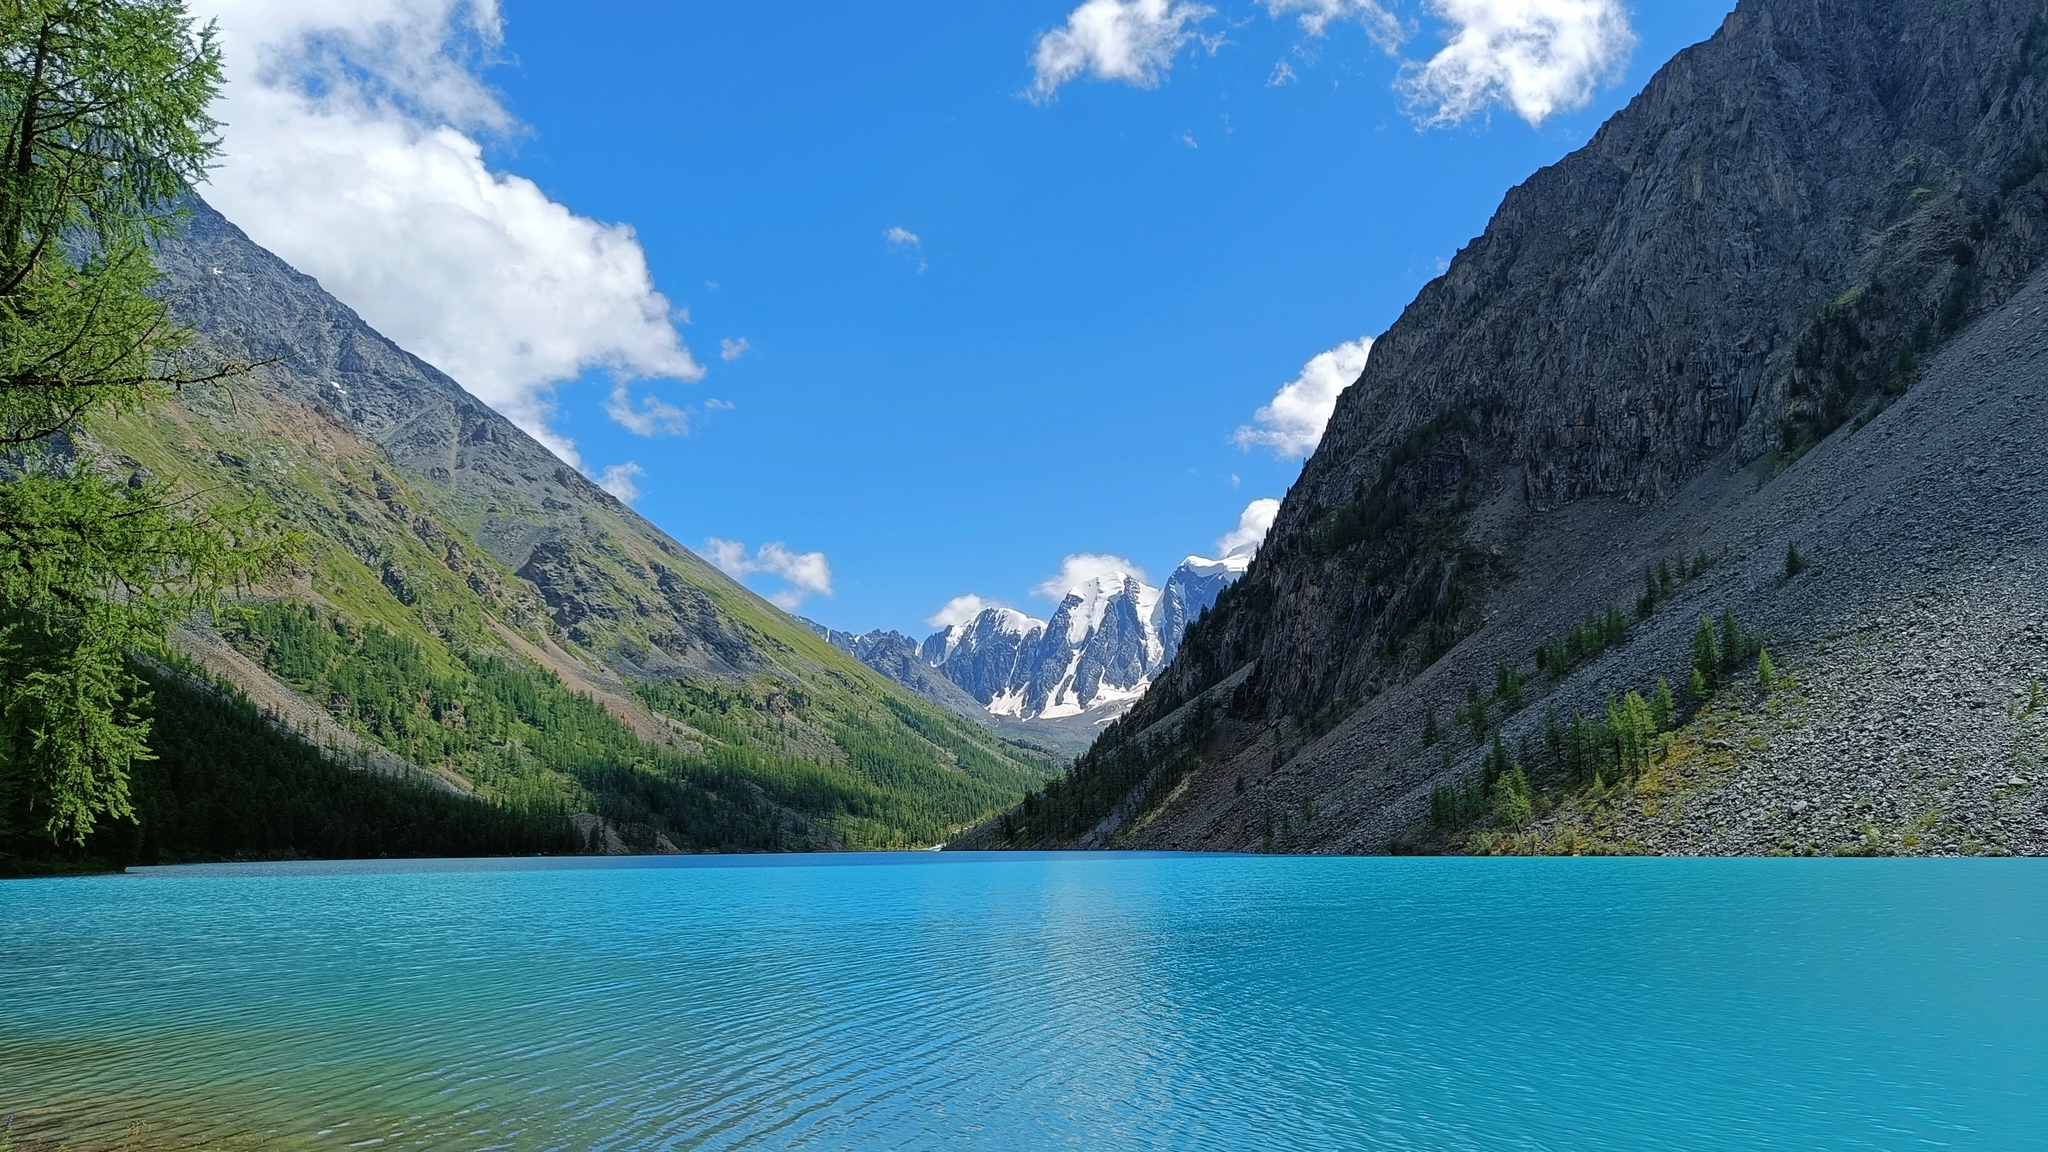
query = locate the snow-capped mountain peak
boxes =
[817,553,1251,727]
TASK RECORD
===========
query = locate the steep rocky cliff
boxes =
[973,0,2048,855]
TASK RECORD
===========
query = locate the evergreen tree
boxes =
[1422,705,1440,746]
[1757,649,1777,693]
[1491,765,1531,828]
[1691,616,1719,690]
[1650,677,1676,731]
[1484,730,1510,791]
[1496,662,1523,711]
[1719,609,1744,671]
[0,0,277,845]
[1610,691,1655,775]
[1784,541,1805,577]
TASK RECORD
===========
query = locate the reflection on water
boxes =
[2,854,2043,1151]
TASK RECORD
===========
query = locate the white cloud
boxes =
[192,0,704,468]
[926,594,1002,630]
[1033,554,1146,599]
[1267,60,1298,86]
[1397,0,1636,127]
[1216,498,1282,558]
[884,226,927,273]
[704,538,834,610]
[604,382,690,437]
[1234,336,1374,460]
[1029,0,1216,102]
[720,337,750,362]
[598,461,644,503]
[1262,0,1402,47]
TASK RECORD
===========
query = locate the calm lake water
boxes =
[2,854,2043,1150]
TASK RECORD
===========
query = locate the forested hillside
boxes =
[2,194,1058,872]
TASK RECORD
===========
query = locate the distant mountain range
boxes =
[808,555,1248,731]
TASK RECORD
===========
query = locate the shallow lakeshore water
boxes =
[1,855,2043,1150]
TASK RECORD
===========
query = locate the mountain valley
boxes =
[4,199,1061,872]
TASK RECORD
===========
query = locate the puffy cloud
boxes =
[1029,0,1215,102]
[598,461,644,504]
[926,594,1001,630]
[704,538,834,610]
[720,337,750,362]
[1262,0,1402,47]
[1216,498,1282,558]
[1234,336,1374,460]
[192,0,703,468]
[1033,553,1146,599]
[1398,0,1636,127]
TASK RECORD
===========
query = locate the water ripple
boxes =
[1,855,2043,1150]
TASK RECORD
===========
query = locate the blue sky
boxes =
[198,0,1735,635]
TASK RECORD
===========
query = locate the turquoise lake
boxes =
[2,855,2043,1150]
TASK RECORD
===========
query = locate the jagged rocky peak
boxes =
[1157,553,1250,667]
[829,554,1250,724]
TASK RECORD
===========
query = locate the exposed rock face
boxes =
[1119,260,2048,858]
[994,0,2048,853]
[828,556,1248,724]
[806,623,990,718]
[153,199,769,682]
[1156,555,1248,668]
[1153,0,2048,726]
[922,608,1048,709]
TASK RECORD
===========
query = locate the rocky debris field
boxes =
[1124,261,2048,857]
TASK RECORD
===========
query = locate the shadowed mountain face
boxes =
[102,199,1056,853]
[974,0,2048,854]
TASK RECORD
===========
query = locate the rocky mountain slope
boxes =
[816,555,1248,744]
[968,0,2048,856]
[92,199,1057,853]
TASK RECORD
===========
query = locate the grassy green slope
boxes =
[70,203,1060,856]
[99,392,1056,850]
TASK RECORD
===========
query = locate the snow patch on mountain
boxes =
[834,553,1251,724]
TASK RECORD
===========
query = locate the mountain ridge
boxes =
[814,553,1249,740]
[967,0,2048,856]
[66,197,1061,858]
